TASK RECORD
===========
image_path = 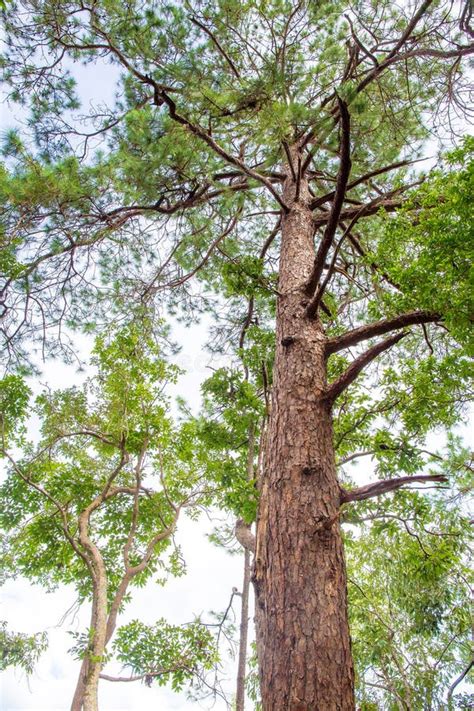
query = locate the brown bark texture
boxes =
[254,159,355,710]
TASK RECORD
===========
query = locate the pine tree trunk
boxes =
[254,158,355,710]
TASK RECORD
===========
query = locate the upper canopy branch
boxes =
[151,87,288,212]
[326,310,441,355]
[60,14,288,213]
[301,0,472,151]
[310,157,426,210]
[190,15,241,79]
[355,0,436,94]
[305,98,351,317]
[340,473,448,503]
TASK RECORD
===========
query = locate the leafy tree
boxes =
[0,325,218,710]
[346,481,473,710]
[0,621,48,674]
[1,1,473,709]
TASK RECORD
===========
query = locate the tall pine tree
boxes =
[1,1,473,709]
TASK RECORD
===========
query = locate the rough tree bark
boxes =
[254,149,355,710]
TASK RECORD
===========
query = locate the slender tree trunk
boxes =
[236,422,256,711]
[254,155,355,710]
[70,577,108,711]
[71,656,89,711]
[236,548,251,711]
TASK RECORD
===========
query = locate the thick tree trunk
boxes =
[254,159,355,710]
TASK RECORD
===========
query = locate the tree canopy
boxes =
[1,1,473,709]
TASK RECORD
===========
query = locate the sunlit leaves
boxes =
[346,484,472,710]
[113,618,217,689]
[0,375,31,446]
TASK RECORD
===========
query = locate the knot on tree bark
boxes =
[313,511,340,534]
[302,464,323,477]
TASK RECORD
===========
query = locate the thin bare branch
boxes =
[190,16,241,79]
[356,0,436,94]
[446,659,474,706]
[310,157,427,210]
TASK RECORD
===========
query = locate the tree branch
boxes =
[100,673,148,682]
[306,203,370,313]
[78,17,288,212]
[313,195,405,227]
[310,157,426,210]
[105,504,181,645]
[326,310,441,355]
[305,97,351,314]
[145,209,242,296]
[153,89,288,211]
[325,331,407,403]
[446,660,474,706]
[355,0,436,94]
[340,473,448,504]
[100,663,188,683]
[190,16,241,79]
[259,216,282,259]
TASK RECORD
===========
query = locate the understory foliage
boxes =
[0,326,219,695]
[1,0,473,708]
[0,620,48,674]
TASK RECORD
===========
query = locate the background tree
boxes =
[0,621,48,674]
[0,325,219,710]
[1,1,473,709]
